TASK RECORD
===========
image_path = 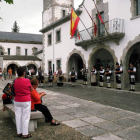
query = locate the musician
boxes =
[69,67,77,87]
[115,62,123,90]
[105,66,112,88]
[56,67,64,86]
[36,67,44,87]
[48,67,54,87]
[128,62,136,91]
[99,65,105,87]
[80,64,88,85]
[91,65,97,86]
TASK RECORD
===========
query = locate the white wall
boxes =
[0,42,42,56]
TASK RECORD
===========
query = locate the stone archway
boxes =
[26,62,38,73]
[6,62,20,75]
[66,49,86,81]
[5,61,20,70]
[121,35,140,89]
[88,43,118,86]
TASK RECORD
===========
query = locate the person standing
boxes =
[91,66,97,86]
[81,64,88,85]
[115,62,123,90]
[56,67,64,86]
[29,67,35,77]
[48,67,54,87]
[13,67,33,138]
[128,62,136,91]
[8,67,12,79]
[105,66,112,88]
[3,67,7,80]
[69,67,77,87]
[36,67,44,88]
[0,68,3,81]
[99,65,105,87]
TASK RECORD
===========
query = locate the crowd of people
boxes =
[80,62,136,91]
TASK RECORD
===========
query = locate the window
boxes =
[25,49,28,56]
[56,30,61,43]
[57,60,61,70]
[48,34,52,46]
[48,61,52,69]
[8,48,10,55]
[97,12,105,36]
[136,0,140,15]
[62,10,66,17]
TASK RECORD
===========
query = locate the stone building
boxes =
[0,31,43,74]
[40,0,140,89]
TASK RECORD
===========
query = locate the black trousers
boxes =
[38,77,43,83]
[34,104,53,122]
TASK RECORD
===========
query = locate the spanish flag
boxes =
[70,9,80,38]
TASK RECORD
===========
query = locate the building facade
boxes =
[40,0,140,89]
[0,32,43,74]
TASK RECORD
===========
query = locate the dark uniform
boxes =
[128,64,136,91]
[105,66,112,88]
[81,64,88,85]
[115,62,123,90]
[37,69,44,87]
[57,68,64,86]
[99,65,105,87]
[69,67,77,87]
[48,68,54,87]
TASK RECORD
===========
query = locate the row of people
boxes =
[81,62,136,91]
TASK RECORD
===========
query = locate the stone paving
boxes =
[36,87,140,140]
[1,80,140,139]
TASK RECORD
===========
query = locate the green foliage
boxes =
[11,21,20,33]
[2,0,13,4]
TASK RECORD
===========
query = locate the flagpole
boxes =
[82,4,98,36]
[70,5,93,39]
[92,0,109,35]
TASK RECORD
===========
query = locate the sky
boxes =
[0,0,82,34]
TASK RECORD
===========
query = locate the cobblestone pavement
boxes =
[1,80,140,139]
[43,82,140,114]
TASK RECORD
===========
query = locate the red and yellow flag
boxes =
[70,9,80,38]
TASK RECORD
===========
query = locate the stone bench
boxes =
[4,104,43,132]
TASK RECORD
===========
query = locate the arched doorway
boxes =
[27,64,37,73]
[88,47,116,87]
[68,53,84,79]
[7,64,18,75]
[123,42,140,88]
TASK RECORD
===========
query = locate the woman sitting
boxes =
[30,79,60,126]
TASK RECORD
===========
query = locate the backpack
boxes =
[3,82,15,96]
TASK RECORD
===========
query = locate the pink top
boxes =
[14,78,32,102]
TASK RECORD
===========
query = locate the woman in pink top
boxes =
[14,67,33,138]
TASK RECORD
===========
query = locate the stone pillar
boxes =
[0,56,3,69]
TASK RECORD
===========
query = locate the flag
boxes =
[78,31,80,40]
[94,22,97,36]
[97,12,104,24]
[70,9,80,38]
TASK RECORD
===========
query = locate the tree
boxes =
[11,21,20,33]
[0,0,13,4]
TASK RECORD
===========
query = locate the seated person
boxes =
[30,79,60,126]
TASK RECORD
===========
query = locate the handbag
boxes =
[3,82,15,96]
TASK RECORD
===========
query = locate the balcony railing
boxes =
[75,18,125,46]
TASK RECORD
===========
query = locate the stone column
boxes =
[0,56,3,69]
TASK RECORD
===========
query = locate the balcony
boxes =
[75,18,125,47]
